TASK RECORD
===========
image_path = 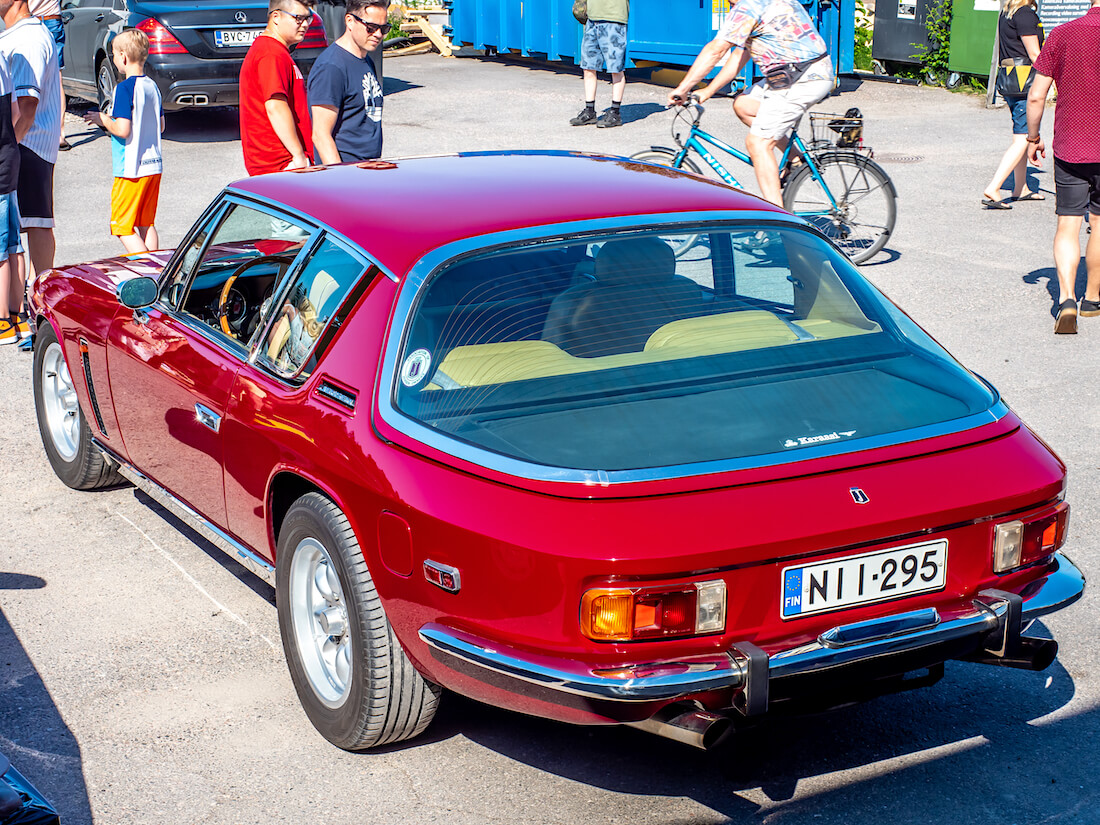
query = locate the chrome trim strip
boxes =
[376,213,1009,485]
[94,440,276,587]
[225,190,397,282]
[418,624,745,702]
[418,554,1083,704]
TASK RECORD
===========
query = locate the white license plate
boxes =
[781,539,948,619]
[214,29,260,48]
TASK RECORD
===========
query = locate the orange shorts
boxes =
[110,174,161,236]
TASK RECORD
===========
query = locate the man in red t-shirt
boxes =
[240,0,316,175]
[1026,0,1100,334]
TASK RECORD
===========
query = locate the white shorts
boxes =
[745,58,834,141]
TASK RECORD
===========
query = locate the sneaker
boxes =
[1054,299,1078,334]
[0,318,17,346]
[1080,299,1100,317]
[596,108,622,128]
[9,312,29,338]
[570,107,598,126]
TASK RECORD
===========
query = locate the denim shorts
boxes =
[580,21,627,74]
[0,192,24,256]
[42,17,65,68]
[1006,95,1027,135]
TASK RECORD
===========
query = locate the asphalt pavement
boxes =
[1,52,1098,825]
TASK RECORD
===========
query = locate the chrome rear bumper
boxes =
[419,553,1084,714]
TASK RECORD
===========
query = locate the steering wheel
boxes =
[218,254,292,338]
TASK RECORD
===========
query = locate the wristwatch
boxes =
[1026,135,1041,143]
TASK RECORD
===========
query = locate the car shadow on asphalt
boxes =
[162,108,242,144]
[419,642,1088,822]
[1024,261,1090,318]
[131,490,276,604]
[0,577,94,825]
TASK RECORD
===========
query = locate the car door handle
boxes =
[195,404,222,433]
[61,10,73,22]
[94,13,104,21]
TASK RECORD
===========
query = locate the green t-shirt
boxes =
[587,0,628,24]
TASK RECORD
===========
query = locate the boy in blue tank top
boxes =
[83,29,164,253]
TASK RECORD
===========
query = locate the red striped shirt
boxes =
[1032,7,1100,164]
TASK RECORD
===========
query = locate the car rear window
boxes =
[393,226,996,472]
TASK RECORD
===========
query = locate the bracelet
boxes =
[1026,135,1041,143]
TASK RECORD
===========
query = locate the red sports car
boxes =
[30,153,1084,752]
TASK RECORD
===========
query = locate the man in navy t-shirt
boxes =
[308,0,386,164]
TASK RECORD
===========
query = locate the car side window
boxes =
[171,203,312,345]
[259,236,367,379]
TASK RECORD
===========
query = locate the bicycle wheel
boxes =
[629,149,705,258]
[784,151,897,264]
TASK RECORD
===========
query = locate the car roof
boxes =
[228,151,787,277]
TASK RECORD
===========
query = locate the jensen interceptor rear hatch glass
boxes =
[393,226,997,472]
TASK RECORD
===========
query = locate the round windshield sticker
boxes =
[401,349,432,387]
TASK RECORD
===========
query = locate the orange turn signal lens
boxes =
[580,581,726,642]
[581,589,633,640]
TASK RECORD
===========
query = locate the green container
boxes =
[948,0,1000,76]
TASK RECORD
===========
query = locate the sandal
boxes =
[1015,190,1045,201]
[981,198,1011,210]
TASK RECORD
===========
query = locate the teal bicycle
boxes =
[630,100,897,264]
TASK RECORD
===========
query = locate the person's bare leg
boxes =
[25,228,55,276]
[733,93,759,127]
[119,233,149,254]
[1053,215,1083,305]
[1084,212,1100,304]
[746,132,782,206]
[136,225,159,251]
[610,71,625,104]
[59,70,69,148]
[583,69,597,102]
[14,251,25,312]
[983,135,1029,202]
[0,255,10,318]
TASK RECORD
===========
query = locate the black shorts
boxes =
[16,145,54,229]
[1054,157,1100,217]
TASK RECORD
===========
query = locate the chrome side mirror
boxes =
[117,276,158,309]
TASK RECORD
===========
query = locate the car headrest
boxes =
[593,237,675,286]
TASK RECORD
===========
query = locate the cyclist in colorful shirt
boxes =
[668,0,834,207]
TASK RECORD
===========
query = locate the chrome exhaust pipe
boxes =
[193,94,209,105]
[626,706,732,751]
[968,634,1058,671]
[176,94,194,105]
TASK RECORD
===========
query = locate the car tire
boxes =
[276,493,441,750]
[33,324,124,490]
[96,56,116,113]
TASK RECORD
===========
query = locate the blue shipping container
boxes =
[446,0,855,90]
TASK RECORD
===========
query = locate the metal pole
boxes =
[985,0,1002,107]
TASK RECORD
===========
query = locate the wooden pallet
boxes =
[396,13,453,57]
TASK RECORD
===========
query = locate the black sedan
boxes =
[61,0,327,111]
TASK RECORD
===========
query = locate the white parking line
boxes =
[108,507,280,653]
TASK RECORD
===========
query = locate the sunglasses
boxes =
[348,13,388,35]
[273,9,312,25]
